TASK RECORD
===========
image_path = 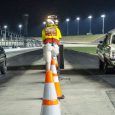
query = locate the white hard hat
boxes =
[47,15,57,20]
[46,19,55,26]
[55,19,59,25]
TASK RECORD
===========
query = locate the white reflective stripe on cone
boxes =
[41,104,61,115]
[51,65,57,73]
[43,83,57,100]
[54,77,59,83]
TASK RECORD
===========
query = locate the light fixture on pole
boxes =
[4,25,8,30]
[18,24,23,34]
[101,14,106,34]
[88,15,93,34]
[66,18,70,36]
[43,21,46,25]
[76,17,80,35]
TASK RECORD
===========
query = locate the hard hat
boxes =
[47,15,59,26]
[46,19,55,26]
[47,15,57,20]
[55,19,59,25]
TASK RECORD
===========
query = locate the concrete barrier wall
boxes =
[0,40,42,47]
[0,41,24,47]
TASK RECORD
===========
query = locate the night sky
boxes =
[0,0,115,36]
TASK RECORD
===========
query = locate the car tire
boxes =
[99,59,104,71]
[103,62,109,74]
[1,61,7,74]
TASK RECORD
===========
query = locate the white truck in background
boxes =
[97,31,115,73]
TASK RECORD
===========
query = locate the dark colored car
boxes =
[0,47,7,74]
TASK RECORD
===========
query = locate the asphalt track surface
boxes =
[0,49,115,115]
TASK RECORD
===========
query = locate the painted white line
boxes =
[5,47,42,53]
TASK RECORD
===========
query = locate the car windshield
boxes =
[103,34,110,45]
[112,35,115,44]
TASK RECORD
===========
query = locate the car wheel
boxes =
[103,62,109,74]
[99,59,104,71]
[1,61,7,74]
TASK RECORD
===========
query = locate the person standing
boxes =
[42,15,62,71]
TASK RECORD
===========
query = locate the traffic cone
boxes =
[53,57,59,70]
[51,58,64,99]
[40,71,61,115]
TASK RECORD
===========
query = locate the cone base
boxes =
[41,105,61,115]
[58,95,65,100]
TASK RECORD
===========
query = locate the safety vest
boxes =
[42,26,62,45]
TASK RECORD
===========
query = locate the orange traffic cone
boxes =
[51,58,64,99]
[55,58,59,69]
[40,71,61,115]
[52,57,59,70]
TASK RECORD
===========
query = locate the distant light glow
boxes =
[76,17,80,21]
[66,18,70,22]
[4,25,8,29]
[43,21,46,25]
[88,15,93,19]
[24,14,29,17]
[18,24,22,28]
[55,19,59,23]
[101,14,106,18]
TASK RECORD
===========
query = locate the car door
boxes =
[103,35,111,59]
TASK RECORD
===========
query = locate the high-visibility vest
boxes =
[42,26,62,45]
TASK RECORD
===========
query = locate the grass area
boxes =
[63,34,104,43]
[66,47,97,55]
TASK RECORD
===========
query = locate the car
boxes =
[0,47,7,74]
[97,31,115,73]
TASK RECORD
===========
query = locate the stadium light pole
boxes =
[88,15,93,34]
[66,18,70,36]
[101,14,106,34]
[3,25,8,40]
[76,17,80,35]
[18,24,23,35]
[3,25,8,47]
[0,26,3,36]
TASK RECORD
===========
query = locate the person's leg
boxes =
[51,44,60,71]
[52,44,59,57]
[45,51,52,71]
[43,43,52,71]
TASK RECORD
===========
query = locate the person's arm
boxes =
[57,27,62,40]
[42,29,45,41]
